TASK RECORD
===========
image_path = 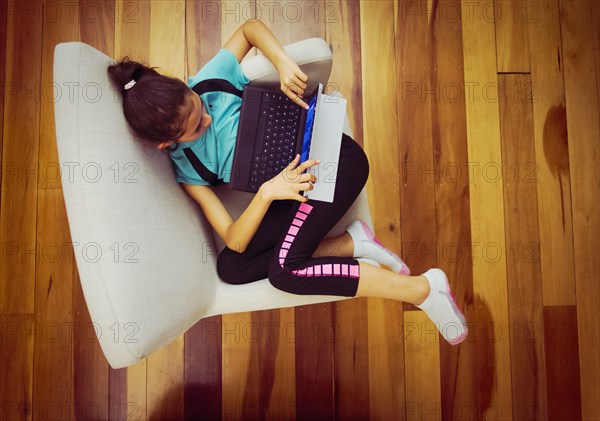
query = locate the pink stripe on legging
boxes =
[277,202,360,279]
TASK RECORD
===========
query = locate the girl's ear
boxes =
[157,140,174,150]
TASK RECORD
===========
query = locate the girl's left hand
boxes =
[276,54,309,109]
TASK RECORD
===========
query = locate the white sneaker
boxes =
[416,268,468,345]
[346,220,411,275]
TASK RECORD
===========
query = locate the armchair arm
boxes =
[240,37,333,94]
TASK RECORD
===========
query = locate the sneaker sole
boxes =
[434,269,468,345]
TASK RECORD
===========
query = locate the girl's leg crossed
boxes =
[268,134,370,296]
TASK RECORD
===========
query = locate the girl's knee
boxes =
[267,259,293,292]
[343,134,370,184]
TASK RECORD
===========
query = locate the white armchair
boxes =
[53,38,379,369]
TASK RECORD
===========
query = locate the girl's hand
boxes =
[275,54,309,109]
[260,154,319,202]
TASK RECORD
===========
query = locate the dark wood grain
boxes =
[543,306,582,421]
[0,0,7,192]
[0,314,34,420]
[109,367,128,421]
[499,73,547,421]
[295,304,335,421]
[559,0,600,418]
[397,0,437,296]
[333,299,370,421]
[184,318,222,421]
[1,0,43,315]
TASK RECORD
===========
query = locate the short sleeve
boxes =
[170,153,211,186]
[187,48,250,90]
[176,174,210,186]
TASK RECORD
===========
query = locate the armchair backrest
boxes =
[54,42,219,365]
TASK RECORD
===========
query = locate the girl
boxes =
[107,20,468,345]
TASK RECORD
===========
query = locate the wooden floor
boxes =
[1,0,599,420]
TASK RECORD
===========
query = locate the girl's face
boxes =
[158,92,212,149]
[178,93,212,142]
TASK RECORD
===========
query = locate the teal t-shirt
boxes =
[168,48,250,185]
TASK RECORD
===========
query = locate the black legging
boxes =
[217,133,370,297]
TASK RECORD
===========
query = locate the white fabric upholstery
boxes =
[53,38,378,369]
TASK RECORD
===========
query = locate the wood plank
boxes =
[543,306,582,421]
[333,299,370,421]
[290,0,325,47]
[326,0,363,145]
[397,0,437,284]
[360,1,406,419]
[528,0,576,306]
[494,0,531,72]
[498,73,547,421]
[0,0,7,191]
[114,0,150,62]
[0,314,34,421]
[594,0,600,115]
[183,4,223,420]
[460,0,513,419]
[33,190,75,421]
[145,1,186,419]
[79,0,114,55]
[404,310,441,421]
[366,298,406,421]
[73,273,110,421]
[110,367,128,421]
[187,0,224,68]
[429,1,477,419]
[295,304,335,421]
[559,0,600,419]
[128,358,148,421]
[221,312,259,420]
[256,309,296,420]
[1,0,43,315]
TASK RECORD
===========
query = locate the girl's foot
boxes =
[346,220,411,275]
[416,268,468,345]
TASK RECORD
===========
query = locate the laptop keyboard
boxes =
[248,91,302,190]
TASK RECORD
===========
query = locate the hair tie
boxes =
[124,79,136,90]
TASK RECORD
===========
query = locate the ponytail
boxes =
[107,56,192,143]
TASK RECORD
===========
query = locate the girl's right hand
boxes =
[259,154,319,202]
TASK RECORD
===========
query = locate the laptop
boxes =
[230,82,347,203]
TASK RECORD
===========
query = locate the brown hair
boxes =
[107,56,192,143]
